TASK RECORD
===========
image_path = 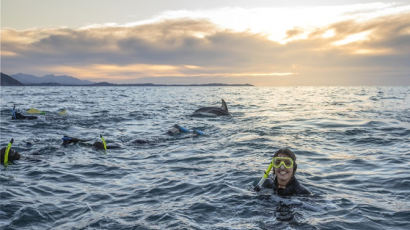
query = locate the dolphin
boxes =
[192,99,230,117]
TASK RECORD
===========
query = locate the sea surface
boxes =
[0,86,409,230]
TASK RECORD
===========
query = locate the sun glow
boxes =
[322,29,336,38]
[333,30,373,46]
[43,63,296,81]
[2,2,410,85]
[353,48,393,55]
[148,3,410,43]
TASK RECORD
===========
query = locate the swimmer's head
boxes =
[273,148,297,172]
[1,147,21,164]
[272,148,297,187]
[167,124,182,135]
[93,141,105,150]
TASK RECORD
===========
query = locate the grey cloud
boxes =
[1,15,410,83]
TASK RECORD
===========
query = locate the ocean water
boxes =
[0,86,409,230]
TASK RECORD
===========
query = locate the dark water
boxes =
[0,86,409,230]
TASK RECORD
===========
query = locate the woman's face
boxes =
[274,153,294,186]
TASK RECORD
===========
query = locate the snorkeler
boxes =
[133,124,205,145]
[11,105,38,120]
[62,135,121,150]
[1,139,21,165]
[254,148,310,196]
[167,124,204,136]
[62,136,88,145]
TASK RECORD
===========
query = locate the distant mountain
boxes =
[12,73,94,85]
[88,82,116,86]
[4,73,254,87]
[88,82,253,87]
[1,72,24,86]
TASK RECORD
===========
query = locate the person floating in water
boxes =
[62,135,120,150]
[255,148,310,196]
[1,139,21,165]
[133,124,205,145]
[11,105,38,120]
[167,124,204,136]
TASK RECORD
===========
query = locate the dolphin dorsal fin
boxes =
[221,99,228,112]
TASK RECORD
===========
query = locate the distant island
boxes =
[1,72,253,87]
[87,82,254,87]
[1,73,24,86]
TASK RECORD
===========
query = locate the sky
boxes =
[1,0,410,86]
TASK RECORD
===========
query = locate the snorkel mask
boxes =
[272,157,294,169]
[272,148,297,173]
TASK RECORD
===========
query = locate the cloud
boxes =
[1,10,410,85]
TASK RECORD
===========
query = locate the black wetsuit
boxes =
[92,141,120,150]
[62,136,120,150]
[12,111,37,120]
[262,176,310,196]
[62,137,86,145]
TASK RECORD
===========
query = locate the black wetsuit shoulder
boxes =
[62,137,87,145]
[13,112,37,120]
[92,141,121,150]
[262,176,310,196]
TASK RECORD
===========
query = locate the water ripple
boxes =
[0,86,409,229]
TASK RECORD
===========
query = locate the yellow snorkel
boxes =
[254,158,274,191]
[100,135,107,151]
[4,138,14,165]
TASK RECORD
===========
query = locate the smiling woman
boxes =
[261,148,310,196]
